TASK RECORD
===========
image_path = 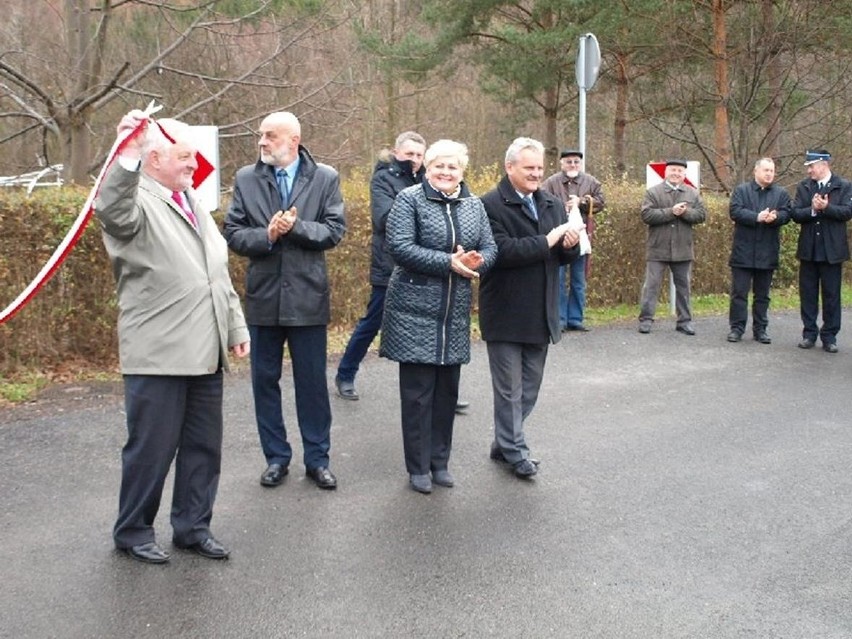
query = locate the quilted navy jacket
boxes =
[380,181,497,365]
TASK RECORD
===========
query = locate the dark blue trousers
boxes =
[114,372,223,549]
[249,324,332,469]
[337,285,386,383]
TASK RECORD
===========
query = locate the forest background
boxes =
[2,0,852,390]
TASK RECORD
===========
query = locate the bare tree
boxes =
[628,0,852,191]
[0,0,354,183]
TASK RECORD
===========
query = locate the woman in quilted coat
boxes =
[380,139,497,494]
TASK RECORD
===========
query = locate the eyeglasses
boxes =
[563,159,581,165]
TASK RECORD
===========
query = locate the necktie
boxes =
[171,191,198,229]
[276,168,290,208]
[522,194,537,220]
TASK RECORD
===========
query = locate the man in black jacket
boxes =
[334,132,426,400]
[479,137,580,479]
[726,157,791,344]
[791,150,852,353]
[224,111,346,490]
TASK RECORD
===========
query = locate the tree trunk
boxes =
[763,0,782,159]
[613,51,629,174]
[712,0,732,188]
[67,115,91,186]
[543,86,559,171]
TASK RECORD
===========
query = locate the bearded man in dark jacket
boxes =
[224,111,346,491]
[479,137,580,480]
[334,131,426,400]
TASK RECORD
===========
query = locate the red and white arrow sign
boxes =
[645,161,701,189]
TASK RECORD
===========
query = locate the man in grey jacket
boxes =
[96,110,250,564]
[224,112,346,491]
[638,159,707,335]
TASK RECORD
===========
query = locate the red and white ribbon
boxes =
[0,103,162,325]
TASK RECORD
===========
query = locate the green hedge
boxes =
[0,179,813,376]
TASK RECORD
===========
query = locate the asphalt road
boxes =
[2,310,852,638]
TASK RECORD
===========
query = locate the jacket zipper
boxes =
[440,201,455,365]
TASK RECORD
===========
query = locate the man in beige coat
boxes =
[96,110,250,564]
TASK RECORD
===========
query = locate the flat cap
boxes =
[560,149,583,159]
[665,159,688,168]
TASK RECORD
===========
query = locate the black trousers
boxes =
[113,372,223,549]
[398,363,460,475]
[729,267,774,334]
[799,260,843,344]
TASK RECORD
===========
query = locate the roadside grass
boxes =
[4,284,852,406]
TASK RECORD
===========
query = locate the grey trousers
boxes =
[639,260,693,325]
[486,341,549,465]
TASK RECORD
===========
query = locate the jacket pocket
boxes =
[398,270,430,286]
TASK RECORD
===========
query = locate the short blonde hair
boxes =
[424,139,469,171]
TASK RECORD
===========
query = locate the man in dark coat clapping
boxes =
[479,137,580,480]
[726,157,791,344]
[790,149,852,353]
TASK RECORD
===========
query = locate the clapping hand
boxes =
[268,207,297,242]
[450,245,482,279]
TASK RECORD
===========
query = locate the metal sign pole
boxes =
[575,34,600,162]
[578,37,587,159]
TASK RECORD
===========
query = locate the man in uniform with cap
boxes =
[541,149,606,332]
[638,159,706,334]
[790,149,852,353]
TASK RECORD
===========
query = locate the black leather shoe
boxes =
[260,463,288,487]
[798,338,816,349]
[490,448,540,466]
[676,324,696,336]
[823,342,838,353]
[306,466,337,490]
[122,541,170,564]
[455,400,470,414]
[566,324,591,332]
[513,459,538,478]
[754,331,771,344]
[638,323,651,334]
[727,330,742,343]
[175,537,230,560]
[334,377,359,401]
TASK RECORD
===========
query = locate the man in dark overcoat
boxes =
[479,137,580,480]
[726,157,791,344]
